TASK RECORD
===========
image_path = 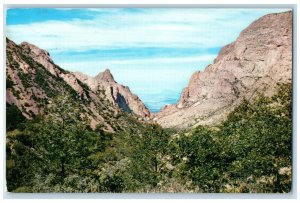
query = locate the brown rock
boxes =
[73,70,151,119]
[154,11,292,128]
[20,41,85,94]
[6,38,138,132]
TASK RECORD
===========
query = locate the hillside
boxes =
[154,11,292,128]
[73,70,150,119]
[6,38,144,132]
[5,10,292,193]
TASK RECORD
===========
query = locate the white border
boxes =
[1,0,299,202]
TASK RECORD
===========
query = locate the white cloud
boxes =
[56,54,216,75]
[56,54,216,99]
[5,8,290,111]
[6,8,289,53]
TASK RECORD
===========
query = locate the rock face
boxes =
[20,42,85,94]
[73,70,151,119]
[154,11,292,128]
[6,38,143,132]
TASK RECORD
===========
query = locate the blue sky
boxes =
[6,8,289,112]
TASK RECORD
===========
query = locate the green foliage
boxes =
[17,51,79,100]
[31,92,106,183]
[171,127,224,192]
[6,103,26,131]
[6,126,36,191]
[6,83,292,193]
[169,83,292,193]
[34,69,56,98]
[126,124,170,188]
[6,51,20,69]
[102,175,124,193]
[6,76,14,88]
[17,72,32,88]
[11,88,21,100]
[6,92,111,192]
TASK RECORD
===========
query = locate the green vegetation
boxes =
[17,72,32,88]
[6,51,20,69]
[6,76,14,88]
[6,103,26,131]
[34,69,56,98]
[6,83,292,193]
[168,84,292,193]
[11,88,21,100]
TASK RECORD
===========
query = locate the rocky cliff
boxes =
[73,70,151,119]
[154,11,292,128]
[6,38,143,132]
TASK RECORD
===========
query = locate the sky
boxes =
[6,8,289,112]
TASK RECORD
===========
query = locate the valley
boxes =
[6,11,292,193]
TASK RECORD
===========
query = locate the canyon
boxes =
[6,11,292,130]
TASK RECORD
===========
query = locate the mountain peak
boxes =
[95,69,115,82]
[20,41,51,58]
[73,68,151,118]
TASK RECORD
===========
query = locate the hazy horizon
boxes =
[6,8,289,112]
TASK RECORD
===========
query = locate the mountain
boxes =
[6,11,292,130]
[6,38,143,132]
[73,70,151,119]
[154,11,292,128]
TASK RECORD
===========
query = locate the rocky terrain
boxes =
[6,10,292,194]
[154,11,292,128]
[6,11,292,130]
[6,38,146,132]
[73,70,150,119]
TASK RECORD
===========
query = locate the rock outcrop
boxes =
[20,42,85,94]
[73,70,151,119]
[6,11,292,130]
[154,11,292,128]
[6,38,144,132]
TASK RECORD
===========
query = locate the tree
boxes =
[6,103,26,131]
[6,128,35,191]
[29,92,106,191]
[169,83,292,193]
[218,83,292,192]
[122,123,170,189]
[172,126,223,192]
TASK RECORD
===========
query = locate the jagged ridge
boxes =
[6,38,145,132]
[73,70,151,119]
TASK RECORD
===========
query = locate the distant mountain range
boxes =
[6,11,292,130]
